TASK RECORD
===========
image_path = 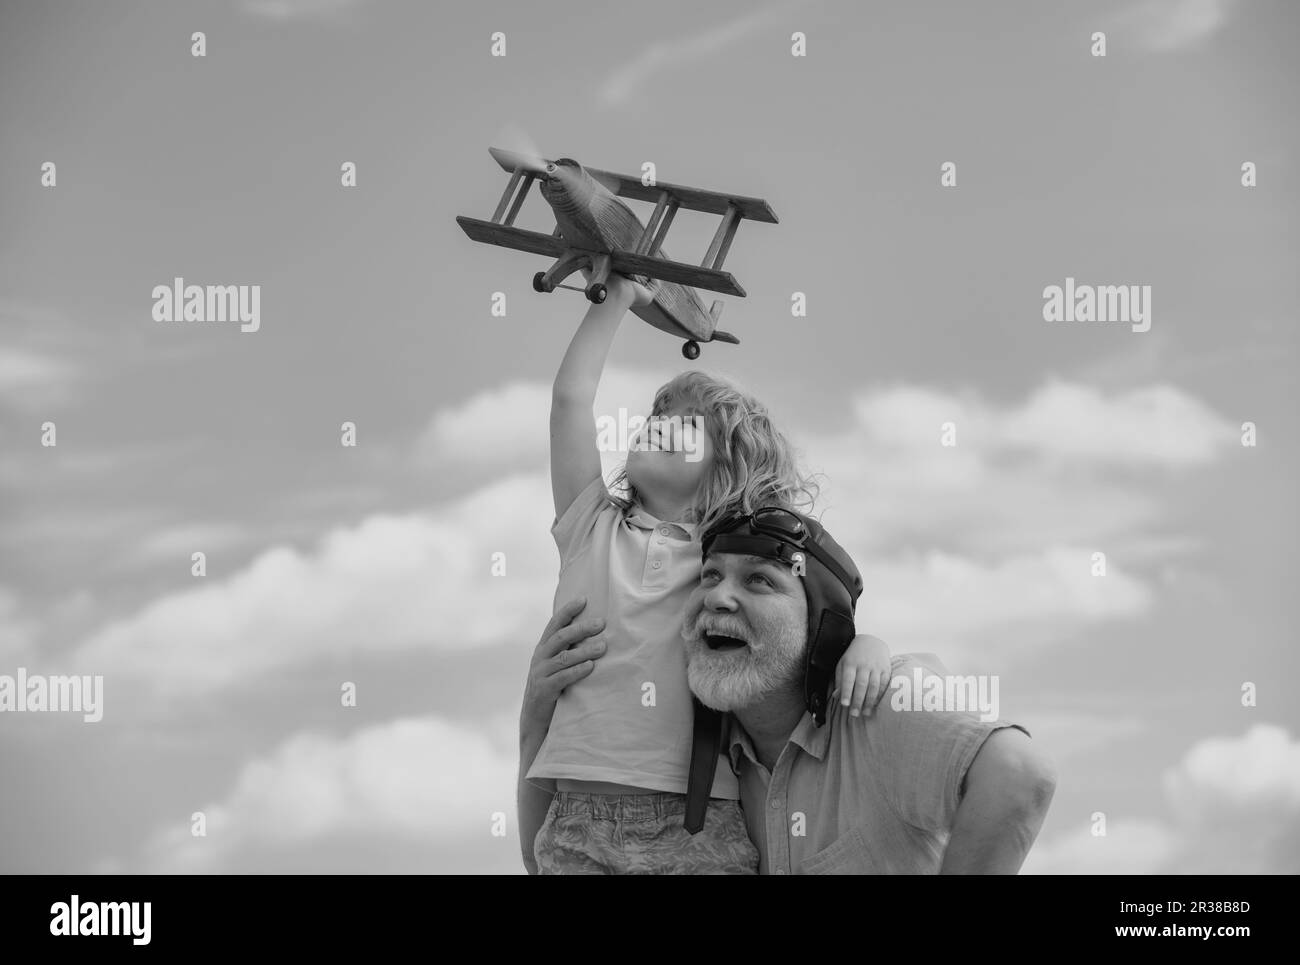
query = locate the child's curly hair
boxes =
[608,370,818,534]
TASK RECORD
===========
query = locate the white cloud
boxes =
[0,587,37,665]
[599,1,807,108]
[1026,725,1300,873]
[1022,817,1181,875]
[415,381,550,474]
[0,346,79,410]
[0,346,76,393]
[1013,710,1149,762]
[856,546,1152,662]
[1164,723,1300,823]
[71,474,559,697]
[841,378,1234,468]
[133,714,519,873]
[57,367,670,700]
[121,522,253,568]
[998,382,1232,466]
[0,442,206,493]
[793,378,1232,652]
[0,589,100,666]
[1114,0,1242,52]
[239,0,367,21]
[414,365,673,479]
[132,720,1300,875]
[0,506,167,560]
[808,378,1233,556]
[60,374,1230,701]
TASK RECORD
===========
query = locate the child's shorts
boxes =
[534,790,759,875]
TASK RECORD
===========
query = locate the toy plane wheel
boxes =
[682,340,701,360]
[532,271,553,294]
[585,283,607,304]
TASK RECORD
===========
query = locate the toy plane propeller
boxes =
[456,147,777,359]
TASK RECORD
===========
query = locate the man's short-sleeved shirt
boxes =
[527,476,739,798]
[730,653,1028,874]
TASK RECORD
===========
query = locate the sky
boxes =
[0,0,1297,874]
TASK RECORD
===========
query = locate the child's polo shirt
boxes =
[527,476,739,799]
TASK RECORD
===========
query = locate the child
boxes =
[519,274,889,874]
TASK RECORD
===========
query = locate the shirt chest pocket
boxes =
[799,828,875,875]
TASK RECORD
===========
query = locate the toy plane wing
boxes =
[486,147,778,224]
[583,167,778,224]
[455,216,566,258]
[456,216,745,297]
[610,250,746,297]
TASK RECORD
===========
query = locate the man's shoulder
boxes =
[848,652,995,736]
[889,652,951,677]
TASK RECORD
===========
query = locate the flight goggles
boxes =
[701,507,857,596]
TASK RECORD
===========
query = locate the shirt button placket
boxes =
[769,779,790,874]
[772,749,802,875]
[645,529,668,584]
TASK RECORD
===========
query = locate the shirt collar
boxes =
[727,707,831,772]
[726,715,753,772]
[625,502,697,537]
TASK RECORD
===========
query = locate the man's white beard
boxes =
[683,608,806,712]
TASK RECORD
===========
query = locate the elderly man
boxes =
[520,507,1056,874]
[679,507,1056,874]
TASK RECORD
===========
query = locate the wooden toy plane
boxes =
[456,147,778,359]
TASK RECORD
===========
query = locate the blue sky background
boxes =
[1,0,1297,873]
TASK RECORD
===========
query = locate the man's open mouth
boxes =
[705,634,748,651]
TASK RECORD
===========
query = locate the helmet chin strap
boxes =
[806,609,857,725]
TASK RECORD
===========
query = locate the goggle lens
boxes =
[752,507,806,540]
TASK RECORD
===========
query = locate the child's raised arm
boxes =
[550,274,652,520]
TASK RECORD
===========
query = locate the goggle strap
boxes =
[705,534,802,566]
[705,532,858,599]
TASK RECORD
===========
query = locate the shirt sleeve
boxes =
[551,475,616,563]
[869,660,1029,833]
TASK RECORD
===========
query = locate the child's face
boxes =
[626,403,714,506]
